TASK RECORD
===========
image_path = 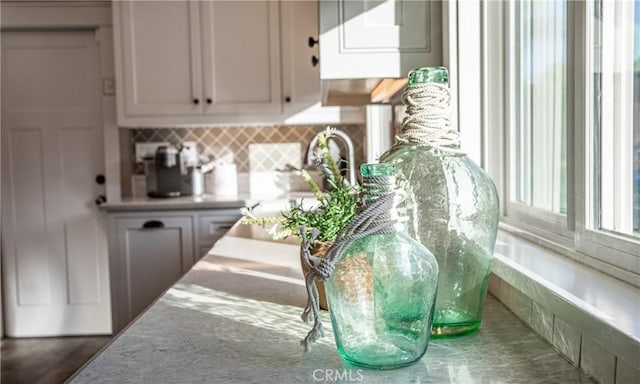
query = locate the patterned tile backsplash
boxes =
[248,143,302,172]
[128,124,366,174]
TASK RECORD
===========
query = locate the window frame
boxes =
[479,0,640,287]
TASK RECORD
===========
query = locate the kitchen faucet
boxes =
[305,127,356,186]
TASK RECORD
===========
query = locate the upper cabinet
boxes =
[280,0,323,114]
[113,0,363,127]
[115,1,202,117]
[113,1,282,126]
[318,0,442,105]
[199,1,281,115]
[319,0,442,79]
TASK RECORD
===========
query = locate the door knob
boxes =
[308,37,319,47]
[311,55,319,67]
[95,174,105,185]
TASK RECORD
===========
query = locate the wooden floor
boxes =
[1,336,111,384]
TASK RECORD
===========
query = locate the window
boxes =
[500,0,640,286]
[592,0,640,238]
[512,0,567,215]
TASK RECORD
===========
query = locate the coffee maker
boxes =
[144,145,185,197]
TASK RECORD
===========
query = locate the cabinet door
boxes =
[200,1,282,114]
[198,215,237,244]
[319,0,442,79]
[281,0,321,108]
[114,1,203,117]
[197,211,240,260]
[279,1,364,124]
[113,216,194,330]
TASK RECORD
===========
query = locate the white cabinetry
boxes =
[279,0,363,123]
[200,1,281,115]
[115,1,202,117]
[113,0,363,126]
[113,0,282,126]
[319,0,443,80]
[111,215,194,331]
[107,208,241,331]
[197,214,235,258]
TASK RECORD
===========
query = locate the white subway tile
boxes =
[500,282,532,323]
[581,336,616,384]
[531,301,554,343]
[615,357,640,384]
[488,273,501,297]
[553,317,582,365]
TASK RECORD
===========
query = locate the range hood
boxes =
[320,78,408,106]
[318,0,442,107]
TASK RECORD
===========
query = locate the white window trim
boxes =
[597,0,635,234]
[573,0,640,283]
[452,0,639,288]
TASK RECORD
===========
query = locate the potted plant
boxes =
[241,129,359,309]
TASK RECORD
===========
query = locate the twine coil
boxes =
[396,82,464,153]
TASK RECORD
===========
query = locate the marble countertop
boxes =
[70,221,595,383]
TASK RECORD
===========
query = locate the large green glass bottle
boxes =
[379,67,499,337]
[325,163,439,369]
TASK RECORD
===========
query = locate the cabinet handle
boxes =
[308,37,319,47]
[206,98,212,104]
[95,195,106,206]
[193,98,200,105]
[311,55,319,67]
[285,96,291,103]
[142,220,165,229]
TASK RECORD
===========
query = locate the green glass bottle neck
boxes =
[360,163,407,232]
[407,66,449,86]
[360,163,395,201]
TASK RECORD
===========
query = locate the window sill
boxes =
[490,229,640,384]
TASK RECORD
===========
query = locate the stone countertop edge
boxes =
[69,221,597,384]
[99,195,252,212]
[99,192,319,212]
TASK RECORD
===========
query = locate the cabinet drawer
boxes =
[199,245,213,260]
[198,215,236,243]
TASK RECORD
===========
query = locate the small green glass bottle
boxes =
[325,163,439,369]
[379,67,500,338]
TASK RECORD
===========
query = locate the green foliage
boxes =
[280,178,359,242]
[241,128,359,243]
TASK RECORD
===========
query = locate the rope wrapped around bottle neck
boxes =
[396,82,464,153]
[299,175,403,351]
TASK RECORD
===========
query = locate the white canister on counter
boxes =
[191,166,205,196]
[211,163,238,198]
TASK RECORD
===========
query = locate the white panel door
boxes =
[201,0,282,114]
[114,0,203,116]
[1,31,111,336]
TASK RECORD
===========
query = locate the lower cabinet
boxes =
[107,208,241,331]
